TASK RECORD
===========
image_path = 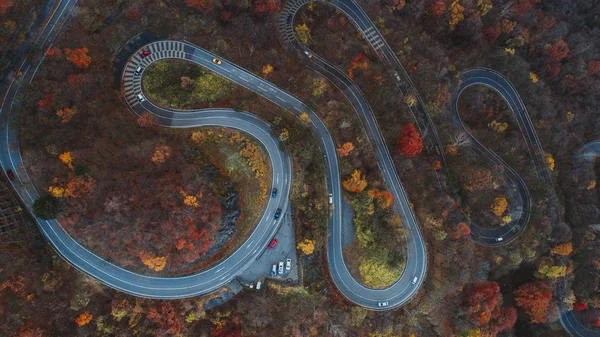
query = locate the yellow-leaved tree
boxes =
[491,196,508,216]
[140,252,167,271]
[297,239,315,255]
[59,152,73,169]
[343,170,368,192]
[262,64,273,76]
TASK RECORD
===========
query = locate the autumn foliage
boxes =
[514,282,552,323]
[253,0,280,15]
[396,123,423,157]
[64,47,92,69]
[348,53,369,79]
[451,222,471,239]
[429,0,447,17]
[588,60,600,74]
[140,251,167,272]
[337,142,355,157]
[75,311,92,327]
[185,0,214,11]
[463,281,501,325]
[0,0,15,15]
[343,170,368,192]
[297,239,315,255]
[490,196,508,216]
[147,302,182,335]
[551,242,573,256]
[368,189,393,209]
[548,40,570,62]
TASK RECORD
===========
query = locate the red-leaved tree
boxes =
[463,281,501,325]
[396,123,423,156]
[254,0,280,15]
[514,282,552,323]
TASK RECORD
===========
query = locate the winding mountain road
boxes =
[1,39,294,298]
[558,141,600,337]
[0,3,591,335]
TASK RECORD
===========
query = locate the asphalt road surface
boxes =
[0,2,593,334]
[557,141,600,337]
[1,39,293,298]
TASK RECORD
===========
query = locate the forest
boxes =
[0,0,599,336]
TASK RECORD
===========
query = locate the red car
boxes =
[140,50,151,58]
[268,239,278,249]
[6,169,15,181]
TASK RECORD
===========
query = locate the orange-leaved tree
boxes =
[75,311,92,327]
[337,142,354,157]
[396,123,423,157]
[368,189,393,209]
[343,170,367,192]
[551,242,573,256]
[56,107,76,124]
[58,152,73,169]
[64,47,92,69]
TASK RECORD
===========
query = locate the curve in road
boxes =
[278,0,555,309]
[280,0,428,309]
[451,68,542,246]
[558,141,600,337]
[1,40,293,299]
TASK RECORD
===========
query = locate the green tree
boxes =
[32,195,61,219]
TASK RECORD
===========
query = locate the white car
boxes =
[137,94,145,102]
[285,258,292,271]
[278,261,284,275]
[134,65,143,76]
[411,276,418,284]
[378,301,389,307]
[271,264,277,276]
[496,237,504,242]
[303,50,312,58]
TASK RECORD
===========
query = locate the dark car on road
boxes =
[274,208,282,219]
[271,188,277,198]
[268,239,277,249]
[6,169,15,181]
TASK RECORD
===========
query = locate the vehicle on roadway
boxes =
[285,258,291,271]
[137,94,145,103]
[278,261,284,275]
[274,208,282,219]
[328,193,333,204]
[271,264,277,276]
[268,238,278,249]
[6,169,15,181]
[393,71,401,82]
[271,188,277,198]
[140,49,151,58]
[303,50,312,58]
[411,276,418,285]
[378,301,389,307]
[134,66,143,76]
[496,237,504,242]
[212,57,222,65]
